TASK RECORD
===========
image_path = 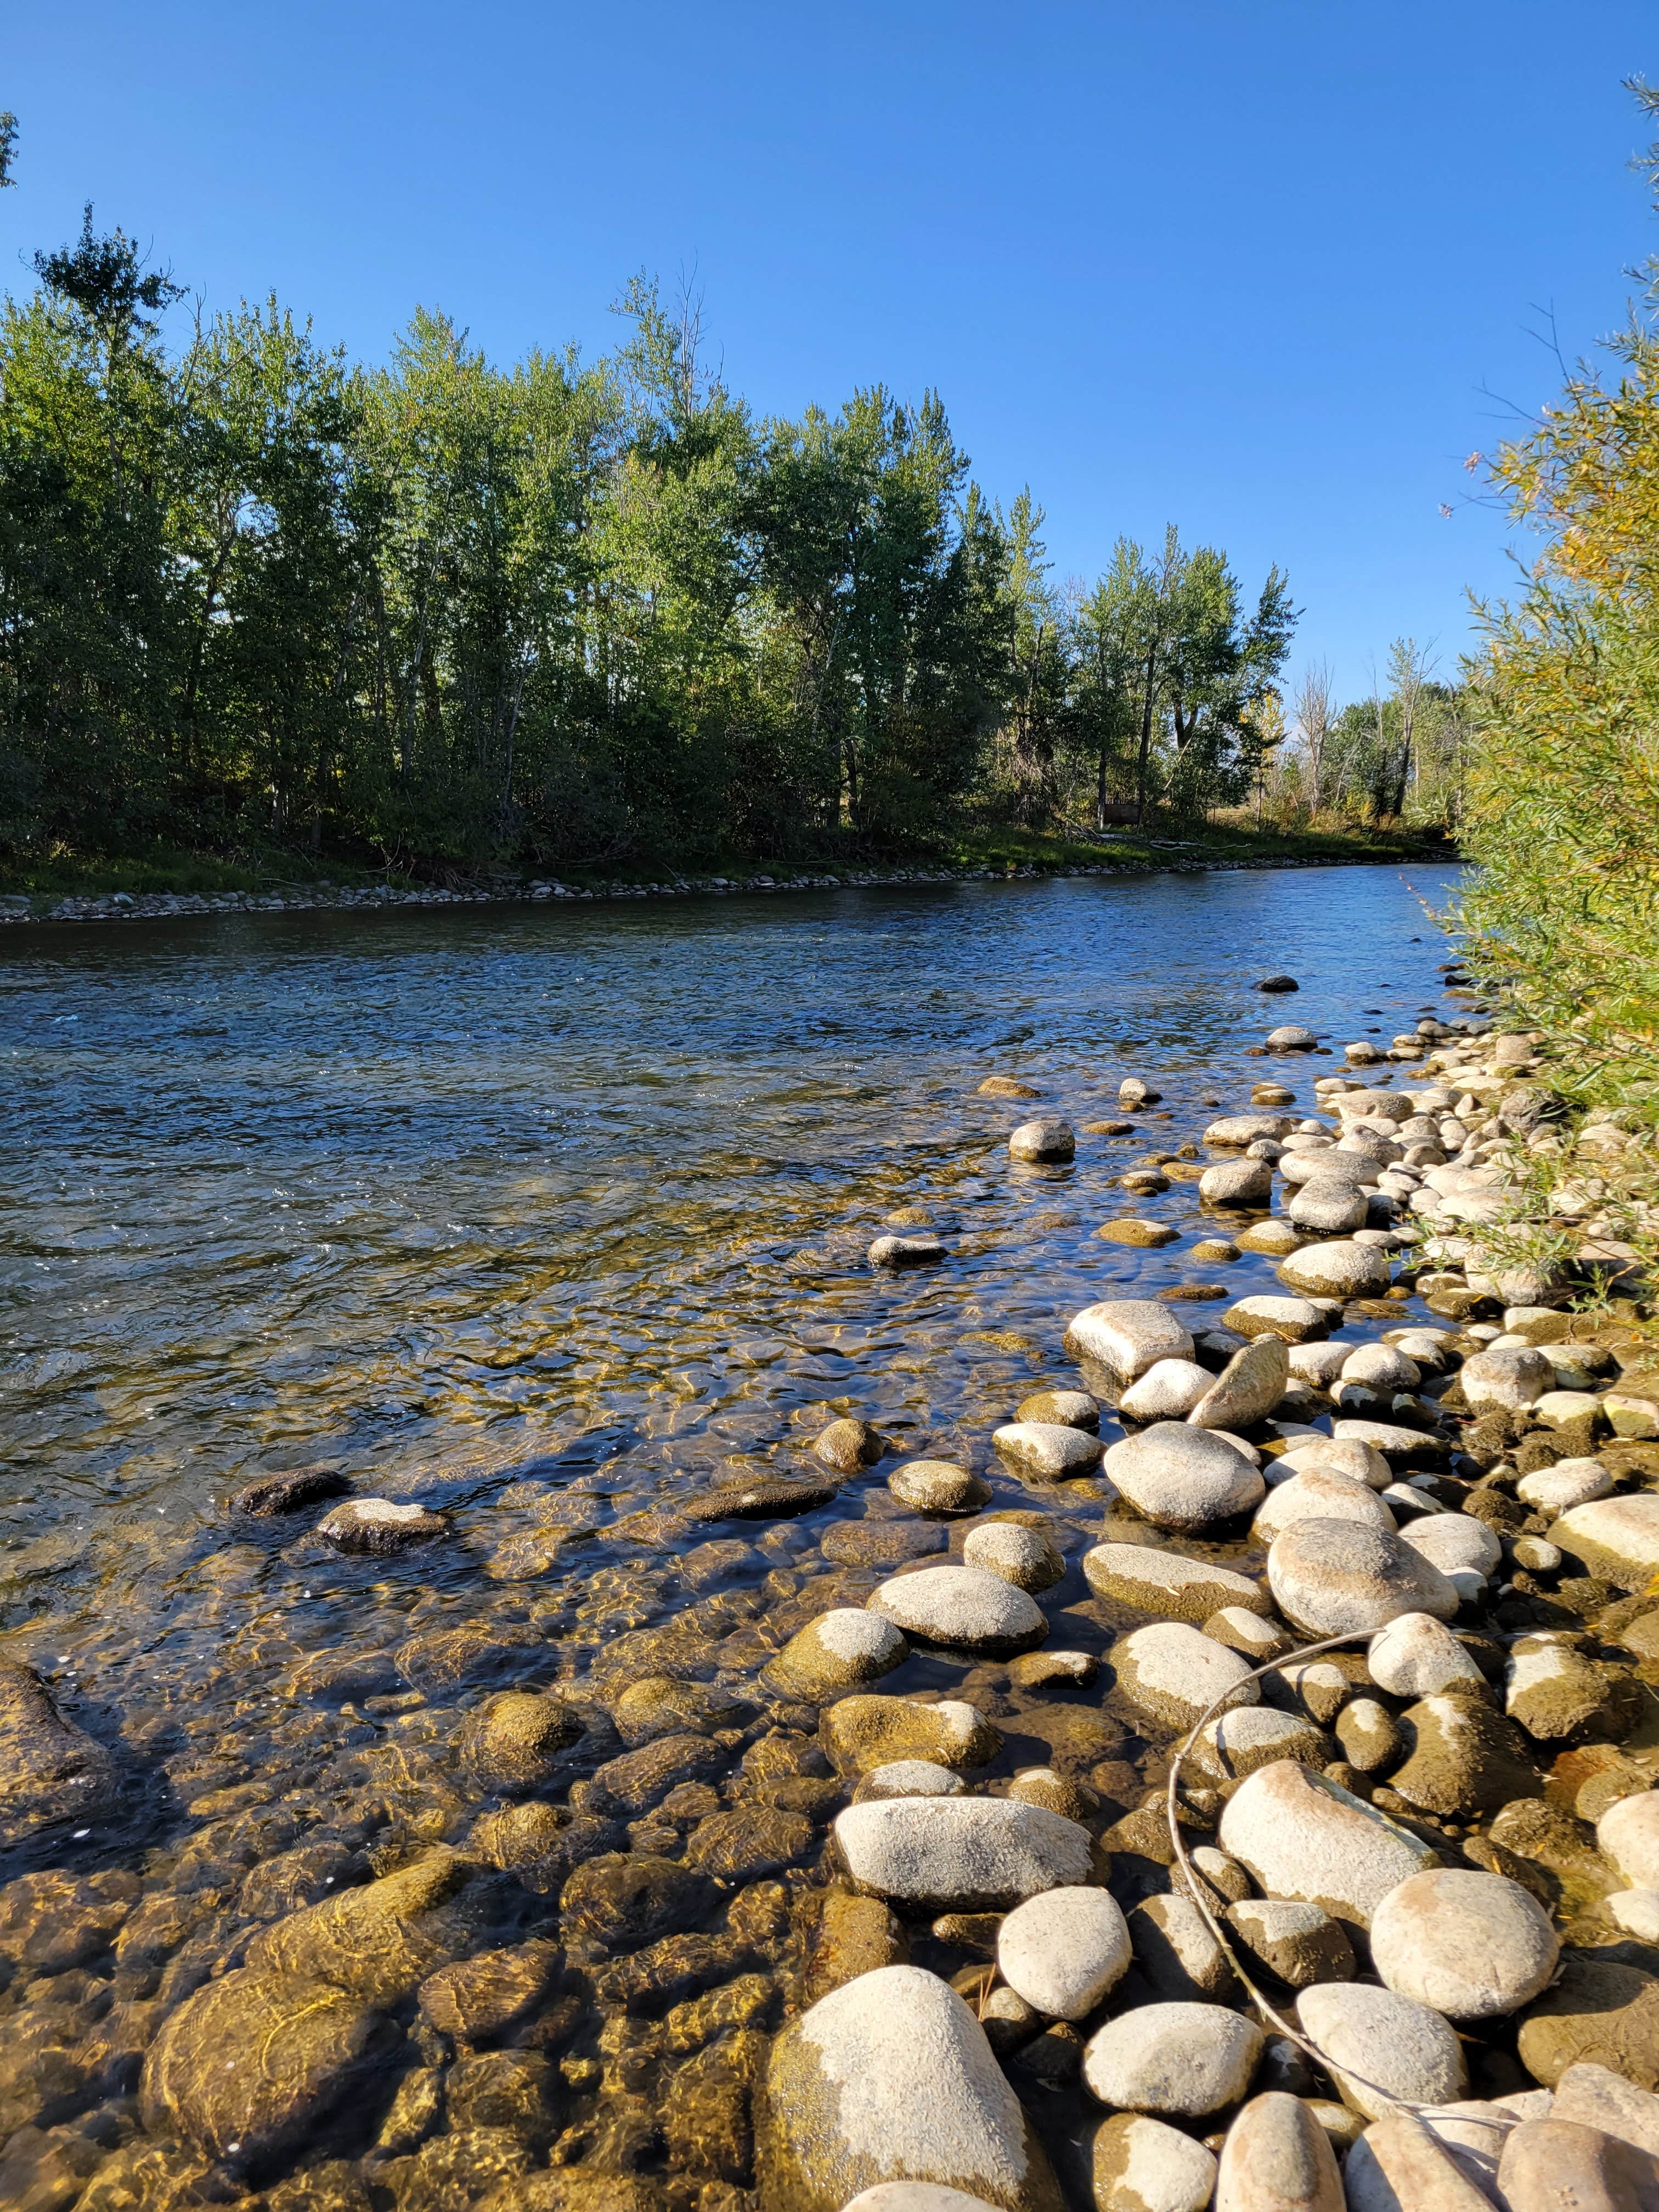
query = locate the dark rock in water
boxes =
[396,1624,548,1694]
[682,1807,815,1881]
[314,1497,449,1553]
[661,2023,768,2186]
[0,1867,137,1974]
[575,1733,731,1818]
[417,1940,563,2047]
[0,1661,118,1847]
[458,1693,584,1792]
[814,1419,887,1472]
[469,1803,622,1897]
[680,1477,839,1522]
[560,1853,717,1951]
[233,1468,351,1516]
[445,2049,563,2140]
[139,1963,396,2168]
[247,1848,483,2003]
[475,2172,669,2210]
[1257,975,1300,992]
[820,1519,947,1567]
[376,2128,533,2207]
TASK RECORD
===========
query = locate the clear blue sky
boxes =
[7,3,1657,706]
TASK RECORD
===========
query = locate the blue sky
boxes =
[7,3,1657,706]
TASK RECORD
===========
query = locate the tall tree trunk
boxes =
[1135,647,1158,812]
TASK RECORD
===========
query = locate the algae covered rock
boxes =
[0,1662,117,1848]
[247,1848,483,2003]
[458,1693,584,1792]
[140,1965,395,2166]
[821,1696,1001,1776]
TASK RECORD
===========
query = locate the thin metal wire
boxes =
[1161,1623,1525,2124]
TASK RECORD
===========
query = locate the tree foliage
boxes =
[0,195,1299,870]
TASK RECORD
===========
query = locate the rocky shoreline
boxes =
[0,992,1656,2212]
[0,844,1429,930]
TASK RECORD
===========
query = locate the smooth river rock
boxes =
[1369,1867,1560,2018]
[1190,1335,1289,1430]
[1110,1622,1260,1730]
[1343,2111,1505,2212]
[870,1567,1048,1657]
[1225,1899,1355,1989]
[1267,1519,1459,1635]
[1289,1181,1371,1235]
[759,1965,1063,2211]
[1200,1158,1274,1207]
[1120,1359,1215,1420]
[1084,1542,1267,1622]
[1225,1294,1329,1343]
[1386,1692,1542,1819]
[1459,1344,1554,1412]
[1496,2118,1659,2212]
[1090,2113,1217,2212]
[1295,1982,1468,2121]
[1216,2092,1344,2212]
[991,1423,1101,1480]
[1551,1494,1659,1588]
[1217,1759,1436,1931]
[822,1696,1001,1776]
[315,1497,449,1552]
[1009,1118,1075,1164]
[834,1797,1094,1912]
[1254,1468,1397,1543]
[1065,1300,1195,1381]
[1367,1612,1486,1697]
[1188,1709,1332,1784]
[891,1463,994,1515]
[1278,1240,1392,1299]
[996,1886,1132,2020]
[1274,1436,1391,1488]
[962,1522,1064,1592]
[1103,1423,1266,1531]
[770,1609,910,1697]
[1082,2002,1263,2118]
[1599,1791,1659,1889]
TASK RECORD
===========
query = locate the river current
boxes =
[0,860,1464,2200]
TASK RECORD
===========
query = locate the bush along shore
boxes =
[4,997,1657,2209]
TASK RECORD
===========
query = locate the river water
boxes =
[0,861,1463,2198]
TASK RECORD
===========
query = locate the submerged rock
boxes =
[758,1965,1063,2211]
[458,1693,583,1792]
[0,1661,117,1847]
[816,1419,888,1472]
[247,1849,482,2002]
[681,1475,840,1522]
[769,1610,910,1698]
[233,1468,351,1516]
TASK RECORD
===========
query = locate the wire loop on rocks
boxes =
[1162,1622,1523,2124]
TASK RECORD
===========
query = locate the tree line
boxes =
[0,150,1319,873]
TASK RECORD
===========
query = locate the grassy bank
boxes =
[0,818,1451,907]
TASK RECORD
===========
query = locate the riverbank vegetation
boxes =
[1460,79,1659,1122]
[0,120,1459,891]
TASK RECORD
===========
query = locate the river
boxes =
[0,860,1463,2198]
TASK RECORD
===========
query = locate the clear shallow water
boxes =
[0,862,1462,2193]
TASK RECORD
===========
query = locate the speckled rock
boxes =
[1506,1638,1622,1742]
[1399,1512,1502,1593]
[1200,1157,1274,1207]
[1496,2119,1659,2212]
[1552,1495,1659,1589]
[558,1853,715,1952]
[869,1568,1047,1658]
[1370,1868,1559,2019]
[996,1887,1131,2019]
[854,1762,967,1803]
[0,1662,118,1847]
[1295,1982,1468,2121]
[1088,2114,1216,2212]
[1386,1693,1543,1819]
[1007,1648,1098,1690]
[1551,2059,1659,2155]
[1333,1698,1403,1775]
[1064,1301,1195,1381]
[833,1797,1093,1913]
[991,1423,1101,1480]
[233,1468,351,1516]
[1097,1217,1180,1247]
[758,1965,1063,2211]
[1267,1520,1458,1636]
[770,1609,910,1697]
[821,1696,1001,1776]
[1203,1606,1294,1662]
[1460,1345,1554,1413]
[139,1965,394,2165]
[1120,1360,1215,1421]
[1342,2112,1505,2212]
[890,1464,993,1515]
[1368,1613,1486,1698]
[1082,2002,1262,2118]
[1110,1622,1260,1730]
[1290,1181,1370,1235]
[1217,1760,1436,1931]
[1084,1542,1268,1622]
[1103,1423,1265,1531]
[1254,1469,1397,1543]
[1517,1458,1613,1511]
[1278,1241,1392,1299]
[1274,1437,1391,1488]
[963,1522,1064,1592]
[1225,1899,1355,1989]
[1216,2092,1344,2212]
